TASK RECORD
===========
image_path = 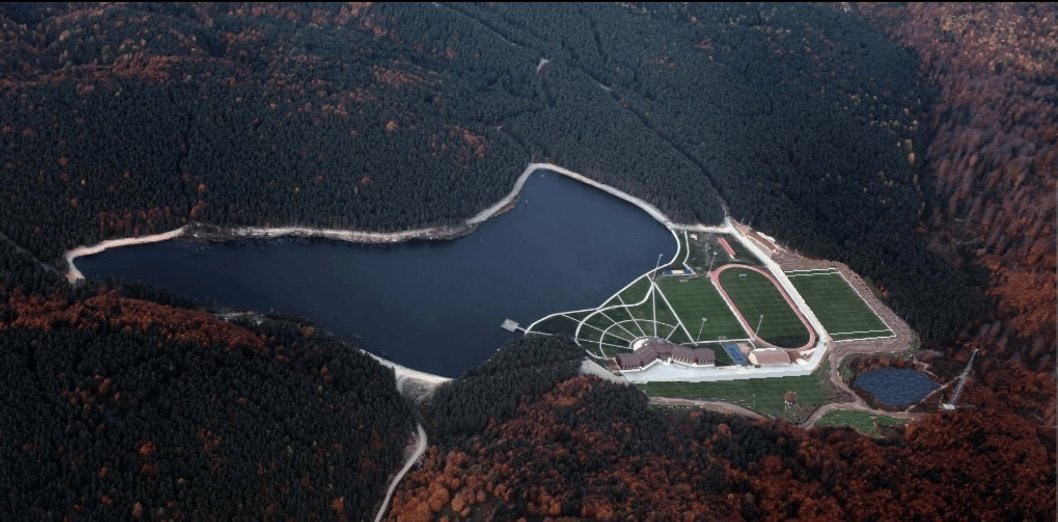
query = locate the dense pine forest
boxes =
[1,2,980,343]
[0,2,1054,520]
[0,236,414,519]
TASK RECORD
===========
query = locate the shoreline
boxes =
[56,160,915,405]
[62,162,697,284]
[60,161,704,385]
[64,227,189,283]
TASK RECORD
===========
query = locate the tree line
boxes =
[0,236,414,520]
[0,3,983,345]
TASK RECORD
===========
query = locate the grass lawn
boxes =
[786,271,892,340]
[685,232,710,272]
[606,277,651,307]
[717,234,762,266]
[814,409,905,438]
[718,267,809,348]
[637,360,842,423]
[578,312,634,343]
[527,314,581,337]
[656,277,747,342]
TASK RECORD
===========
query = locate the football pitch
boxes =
[655,277,747,342]
[527,232,905,361]
[785,269,893,341]
[717,267,810,348]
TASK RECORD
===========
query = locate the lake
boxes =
[853,368,939,408]
[77,171,677,377]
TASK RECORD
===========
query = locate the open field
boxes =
[718,267,810,347]
[684,232,762,270]
[562,272,753,360]
[636,360,842,422]
[528,314,581,337]
[786,270,893,341]
[655,277,747,342]
[814,409,905,437]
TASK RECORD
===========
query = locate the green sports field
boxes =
[655,277,747,342]
[528,269,759,361]
[639,360,842,422]
[717,267,810,348]
[785,270,893,341]
[528,238,902,361]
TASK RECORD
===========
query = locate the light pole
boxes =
[652,253,664,278]
[708,251,718,273]
[754,314,764,337]
[651,253,663,337]
[695,317,708,344]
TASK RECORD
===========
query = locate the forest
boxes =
[0,238,413,520]
[393,356,1054,520]
[0,3,1054,520]
[0,2,981,345]
[860,2,1056,374]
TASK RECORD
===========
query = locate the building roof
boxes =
[617,339,715,369]
[672,345,715,365]
[749,348,791,366]
[616,347,655,369]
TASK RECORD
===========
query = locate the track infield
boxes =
[716,266,811,348]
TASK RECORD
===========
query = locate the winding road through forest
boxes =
[374,423,427,522]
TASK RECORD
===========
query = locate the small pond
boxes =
[853,367,939,408]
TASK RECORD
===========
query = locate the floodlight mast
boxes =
[695,317,708,344]
[651,253,663,337]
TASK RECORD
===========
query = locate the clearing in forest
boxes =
[715,266,810,348]
[784,269,893,342]
[526,229,762,362]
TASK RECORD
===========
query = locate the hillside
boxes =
[0,3,1054,520]
[390,343,1054,520]
[0,236,414,519]
[0,2,979,344]
[861,2,1057,370]
[854,3,1056,431]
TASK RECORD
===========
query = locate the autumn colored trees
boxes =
[0,240,413,520]
[860,2,1057,371]
[393,372,1056,520]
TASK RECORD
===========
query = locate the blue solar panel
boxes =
[722,342,749,365]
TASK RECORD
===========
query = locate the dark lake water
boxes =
[853,368,939,408]
[78,171,676,377]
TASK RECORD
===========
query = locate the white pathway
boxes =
[374,423,427,522]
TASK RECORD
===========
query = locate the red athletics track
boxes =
[709,263,818,353]
[716,236,737,259]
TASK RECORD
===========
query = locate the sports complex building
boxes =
[526,218,896,383]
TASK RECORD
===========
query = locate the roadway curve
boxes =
[374,423,427,522]
[650,397,765,421]
[799,342,930,429]
[801,400,926,429]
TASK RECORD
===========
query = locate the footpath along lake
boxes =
[77,171,677,377]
